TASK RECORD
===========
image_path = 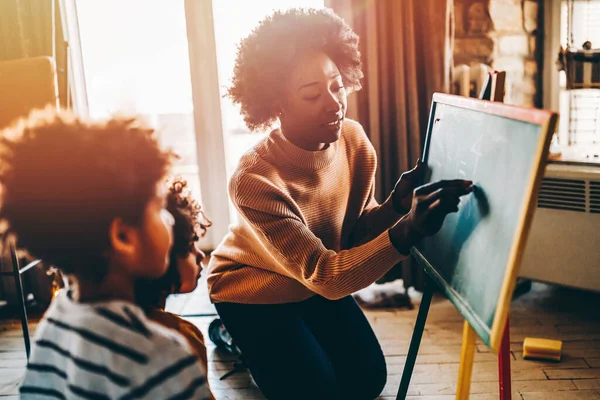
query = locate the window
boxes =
[74,0,202,199]
[61,0,326,248]
[547,0,600,150]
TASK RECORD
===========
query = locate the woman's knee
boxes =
[249,362,337,400]
[341,373,386,400]
[365,360,388,399]
[366,345,388,398]
[339,350,387,399]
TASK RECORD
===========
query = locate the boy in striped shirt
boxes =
[0,109,210,399]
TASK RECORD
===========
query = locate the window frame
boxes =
[57,0,231,250]
[184,0,231,250]
[543,0,571,146]
[544,0,600,149]
[57,0,89,117]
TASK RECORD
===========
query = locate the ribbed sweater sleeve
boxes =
[350,185,404,247]
[231,173,406,300]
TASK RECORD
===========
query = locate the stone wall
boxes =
[453,0,541,106]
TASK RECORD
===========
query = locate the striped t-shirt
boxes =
[20,290,210,399]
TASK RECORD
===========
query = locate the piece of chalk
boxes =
[523,337,562,362]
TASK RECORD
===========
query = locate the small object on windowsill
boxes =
[548,150,562,161]
[548,138,562,161]
[547,143,600,165]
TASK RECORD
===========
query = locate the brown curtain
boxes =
[0,0,68,106]
[327,0,453,291]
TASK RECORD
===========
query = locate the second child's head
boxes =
[135,178,211,310]
[0,109,175,287]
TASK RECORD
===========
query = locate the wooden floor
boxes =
[1,281,599,399]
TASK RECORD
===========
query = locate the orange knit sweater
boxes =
[207,119,407,304]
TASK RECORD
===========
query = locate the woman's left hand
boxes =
[392,160,423,214]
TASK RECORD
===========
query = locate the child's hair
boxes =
[228,7,362,132]
[135,178,211,310]
[0,108,173,282]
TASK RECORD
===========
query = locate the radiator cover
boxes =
[520,163,600,292]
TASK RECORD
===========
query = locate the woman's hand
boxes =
[389,179,473,254]
[392,160,424,214]
[407,179,473,236]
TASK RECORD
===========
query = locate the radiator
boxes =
[520,162,600,292]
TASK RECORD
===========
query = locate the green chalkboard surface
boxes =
[412,93,558,352]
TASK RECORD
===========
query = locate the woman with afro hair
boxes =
[207,8,472,400]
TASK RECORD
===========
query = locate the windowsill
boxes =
[549,143,600,165]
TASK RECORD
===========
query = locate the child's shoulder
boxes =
[146,309,205,349]
[41,291,190,352]
[25,292,208,398]
[145,313,195,350]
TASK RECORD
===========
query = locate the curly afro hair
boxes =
[0,108,174,282]
[135,178,211,310]
[166,178,211,259]
[228,7,363,132]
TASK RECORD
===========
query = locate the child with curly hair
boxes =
[135,178,214,399]
[207,7,472,400]
[0,109,210,399]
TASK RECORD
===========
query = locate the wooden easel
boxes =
[457,71,512,400]
[396,71,511,400]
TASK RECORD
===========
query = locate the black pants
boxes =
[215,295,387,400]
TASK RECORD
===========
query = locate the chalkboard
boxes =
[411,93,558,352]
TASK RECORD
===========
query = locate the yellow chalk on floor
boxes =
[523,337,562,362]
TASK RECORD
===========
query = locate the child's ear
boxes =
[108,218,138,257]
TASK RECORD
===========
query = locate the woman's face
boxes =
[176,242,205,293]
[279,51,347,151]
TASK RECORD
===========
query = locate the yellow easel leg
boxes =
[456,321,477,400]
